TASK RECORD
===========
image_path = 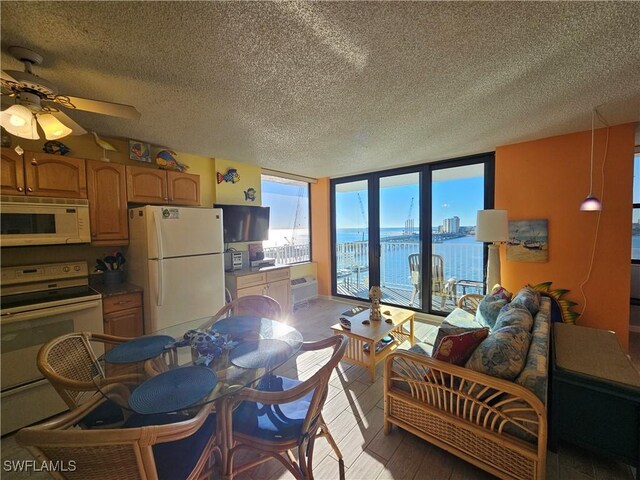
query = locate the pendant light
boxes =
[580,109,602,211]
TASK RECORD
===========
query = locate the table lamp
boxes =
[476,209,508,293]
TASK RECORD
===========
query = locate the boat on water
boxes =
[523,240,543,250]
[508,237,521,246]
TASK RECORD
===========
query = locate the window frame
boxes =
[633,151,640,265]
[330,152,495,316]
[260,174,313,266]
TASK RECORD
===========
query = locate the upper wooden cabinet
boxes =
[1,149,87,198]
[1,148,25,194]
[126,165,200,205]
[167,171,200,206]
[86,160,128,245]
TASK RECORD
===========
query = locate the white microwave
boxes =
[0,196,91,246]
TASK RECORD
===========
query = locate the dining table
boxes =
[91,314,304,478]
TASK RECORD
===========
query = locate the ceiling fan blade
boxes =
[49,110,87,136]
[1,70,19,84]
[54,95,141,120]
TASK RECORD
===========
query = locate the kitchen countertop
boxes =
[225,264,290,277]
[90,280,143,297]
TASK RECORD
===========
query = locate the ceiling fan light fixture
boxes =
[0,105,39,139]
[37,113,72,140]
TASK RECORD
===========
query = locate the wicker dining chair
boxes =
[208,295,283,324]
[37,332,136,427]
[226,334,349,480]
[16,394,218,480]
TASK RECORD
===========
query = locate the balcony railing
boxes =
[263,239,484,311]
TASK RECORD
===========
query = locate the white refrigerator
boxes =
[128,206,225,333]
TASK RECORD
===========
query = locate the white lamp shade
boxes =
[37,113,73,140]
[0,105,39,140]
[579,195,602,211]
[476,209,508,242]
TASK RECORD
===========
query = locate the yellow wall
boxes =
[212,158,262,206]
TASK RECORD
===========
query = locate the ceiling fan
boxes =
[1,46,140,141]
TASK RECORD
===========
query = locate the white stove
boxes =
[0,261,104,434]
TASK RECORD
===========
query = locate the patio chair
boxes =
[408,254,457,309]
[37,332,135,427]
[227,334,349,479]
[16,394,217,480]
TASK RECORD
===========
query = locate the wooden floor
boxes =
[2,297,638,480]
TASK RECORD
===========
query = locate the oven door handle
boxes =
[0,300,102,325]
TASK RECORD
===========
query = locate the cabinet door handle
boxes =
[31,159,38,166]
[17,187,23,192]
[27,187,33,192]
[116,300,131,305]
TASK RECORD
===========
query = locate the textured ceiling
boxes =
[1,1,639,178]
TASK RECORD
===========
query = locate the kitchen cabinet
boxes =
[1,148,24,194]
[1,149,87,198]
[86,160,128,245]
[102,291,144,339]
[126,165,200,205]
[226,267,291,313]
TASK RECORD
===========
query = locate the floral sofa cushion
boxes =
[514,300,550,402]
[475,294,509,330]
[465,326,532,381]
[493,303,534,332]
[511,285,541,317]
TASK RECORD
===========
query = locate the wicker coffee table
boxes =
[331,305,415,382]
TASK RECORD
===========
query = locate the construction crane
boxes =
[403,197,414,235]
[357,192,367,241]
[284,186,305,245]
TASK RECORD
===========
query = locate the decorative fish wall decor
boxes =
[217,168,240,184]
[244,187,256,201]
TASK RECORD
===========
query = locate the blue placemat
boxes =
[230,339,293,369]
[129,366,217,414]
[210,316,262,336]
[104,335,175,364]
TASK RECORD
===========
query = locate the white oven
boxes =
[0,262,103,435]
[0,195,90,246]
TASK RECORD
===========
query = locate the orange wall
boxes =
[496,123,634,349]
[311,178,332,296]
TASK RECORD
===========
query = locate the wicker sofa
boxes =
[384,294,551,480]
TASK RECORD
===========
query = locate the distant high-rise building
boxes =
[442,216,460,234]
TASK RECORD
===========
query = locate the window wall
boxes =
[331,154,493,315]
[261,174,311,265]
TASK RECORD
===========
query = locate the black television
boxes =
[215,204,270,243]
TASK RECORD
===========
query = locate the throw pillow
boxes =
[433,328,489,366]
[511,285,541,316]
[475,294,508,330]
[491,284,513,301]
[494,303,534,332]
[433,320,485,352]
[465,326,532,380]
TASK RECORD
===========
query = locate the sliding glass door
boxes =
[379,172,422,309]
[331,153,493,315]
[334,179,370,301]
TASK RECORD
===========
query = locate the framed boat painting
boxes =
[506,219,548,263]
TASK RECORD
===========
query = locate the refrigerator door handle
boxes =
[153,210,164,260]
[157,259,164,307]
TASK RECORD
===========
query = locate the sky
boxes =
[261,178,309,229]
[336,176,485,229]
